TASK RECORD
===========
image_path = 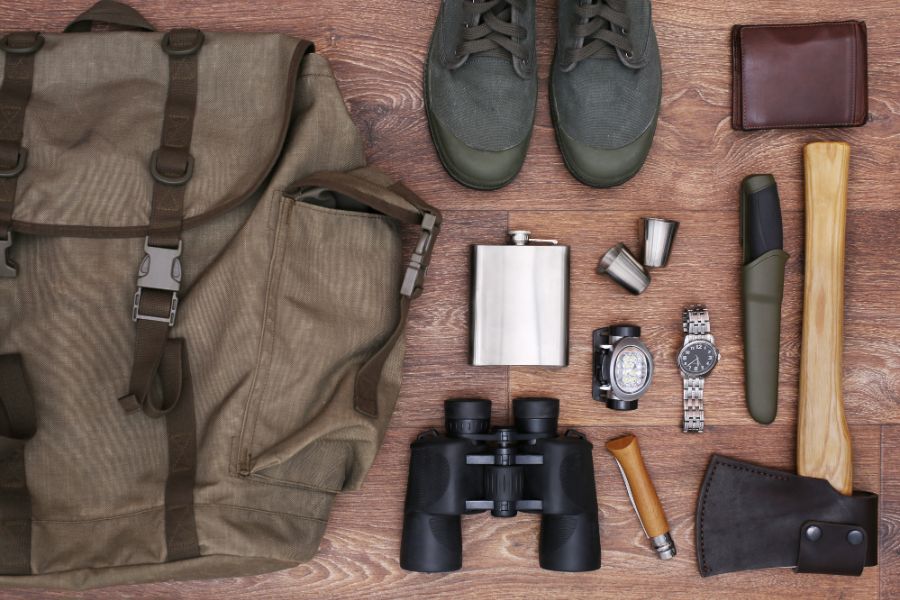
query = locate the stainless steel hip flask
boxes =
[470,231,569,366]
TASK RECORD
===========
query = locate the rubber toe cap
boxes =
[430,115,529,191]
[557,124,656,189]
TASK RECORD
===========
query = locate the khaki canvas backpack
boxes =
[0,0,441,589]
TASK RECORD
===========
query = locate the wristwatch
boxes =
[677,306,720,432]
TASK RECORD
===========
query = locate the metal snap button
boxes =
[847,529,864,545]
[805,525,822,541]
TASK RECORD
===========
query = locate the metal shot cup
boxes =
[597,243,650,295]
[641,217,679,268]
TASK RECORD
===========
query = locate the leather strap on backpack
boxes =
[285,168,442,418]
[0,354,36,575]
[0,31,43,278]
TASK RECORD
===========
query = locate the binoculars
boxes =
[400,397,601,572]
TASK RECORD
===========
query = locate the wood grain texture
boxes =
[606,434,670,539]
[0,0,897,598]
[882,426,900,599]
[797,142,853,494]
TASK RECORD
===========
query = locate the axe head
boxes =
[696,455,877,577]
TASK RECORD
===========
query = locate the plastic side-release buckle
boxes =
[132,237,182,326]
[401,212,438,299]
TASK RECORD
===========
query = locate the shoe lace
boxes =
[455,0,528,64]
[565,0,633,68]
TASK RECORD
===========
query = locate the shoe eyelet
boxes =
[622,28,628,34]
[625,51,633,59]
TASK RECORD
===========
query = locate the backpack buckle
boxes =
[401,212,438,298]
[132,237,182,325]
[0,232,16,278]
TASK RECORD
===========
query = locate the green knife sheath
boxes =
[741,174,788,424]
[742,249,789,423]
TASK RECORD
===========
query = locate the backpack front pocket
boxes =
[236,194,403,493]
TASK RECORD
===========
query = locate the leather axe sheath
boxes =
[696,142,878,577]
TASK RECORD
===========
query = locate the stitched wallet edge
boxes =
[731,20,868,131]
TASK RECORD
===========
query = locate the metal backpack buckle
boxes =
[132,237,182,326]
[401,212,438,298]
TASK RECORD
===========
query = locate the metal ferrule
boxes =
[650,532,676,560]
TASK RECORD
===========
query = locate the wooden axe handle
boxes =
[798,141,853,495]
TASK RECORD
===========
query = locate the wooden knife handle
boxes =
[798,141,853,495]
[606,434,669,537]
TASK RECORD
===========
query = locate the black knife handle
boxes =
[741,175,784,264]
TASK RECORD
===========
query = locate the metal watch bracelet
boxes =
[682,307,711,433]
[683,306,711,336]
[683,377,705,433]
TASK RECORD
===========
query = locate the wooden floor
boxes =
[2,1,898,598]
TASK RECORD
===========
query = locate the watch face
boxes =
[678,341,718,376]
[614,346,650,394]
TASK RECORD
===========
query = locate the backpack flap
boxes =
[0,29,311,238]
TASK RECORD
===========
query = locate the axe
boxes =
[696,142,878,577]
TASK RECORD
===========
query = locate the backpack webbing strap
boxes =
[158,339,200,561]
[352,180,440,417]
[0,32,43,278]
[284,170,442,418]
[118,29,203,564]
[0,354,37,575]
[120,28,204,417]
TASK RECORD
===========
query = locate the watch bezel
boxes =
[677,339,719,377]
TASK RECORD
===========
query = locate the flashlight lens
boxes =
[614,346,649,394]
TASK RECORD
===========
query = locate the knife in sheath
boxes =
[740,174,789,424]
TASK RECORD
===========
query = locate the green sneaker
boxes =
[425,0,537,190]
[551,0,662,188]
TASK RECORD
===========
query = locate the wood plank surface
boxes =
[1,0,898,598]
[882,426,900,599]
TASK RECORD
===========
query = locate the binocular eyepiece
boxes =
[400,398,601,573]
[445,397,560,437]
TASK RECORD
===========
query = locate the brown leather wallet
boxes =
[732,21,868,130]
